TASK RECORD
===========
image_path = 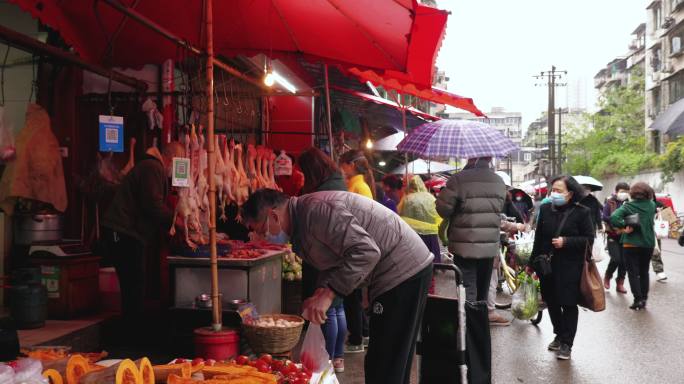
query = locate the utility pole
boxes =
[534,66,566,176]
[557,107,568,174]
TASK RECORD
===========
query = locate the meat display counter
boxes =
[167,249,285,314]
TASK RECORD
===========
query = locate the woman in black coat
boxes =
[531,175,594,361]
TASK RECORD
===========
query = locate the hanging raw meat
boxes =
[170,185,203,249]
[246,144,259,192]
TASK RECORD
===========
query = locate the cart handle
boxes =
[433,262,463,286]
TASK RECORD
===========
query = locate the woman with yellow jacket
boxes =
[399,175,443,262]
[339,150,375,200]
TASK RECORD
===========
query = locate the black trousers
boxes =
[453,255,494,302]
[344,288,369,345]
[365,265,432,384]
[624,247,654,302]
[547,304,579,347]
[605,239,626,280]
[102,228,146,321]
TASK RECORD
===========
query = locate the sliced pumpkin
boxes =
[153,362,192,382]
[136,358,155,384]
[65,354,90,384]
[43,369,64,384]
[79,358,141,384]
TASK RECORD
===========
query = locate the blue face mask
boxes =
[550,192,568,206]
[264,215,290,245]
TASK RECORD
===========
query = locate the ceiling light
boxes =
[365,138,373,149]
[272,71,297,93]
[264,72,275,87]
[379,161,386,167]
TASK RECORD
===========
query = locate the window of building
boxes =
[653,87,662,115]
[524,153,532,162]
[669,71,684,104]
[652,47,663,72]
[655,5,663,30]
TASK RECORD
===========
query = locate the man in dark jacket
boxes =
[101,143,184,323]
[602,182,630,293]
[242,189,433,384]
[436,157,506,302]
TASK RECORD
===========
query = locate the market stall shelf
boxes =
[168,250,285,314]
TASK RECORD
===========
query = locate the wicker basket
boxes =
[243,314,305,354]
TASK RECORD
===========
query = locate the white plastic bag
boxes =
[592,232,608,262]
[513,230,535,265]
[654,214,670,239]
[511,278,539,320]
[310,363,340,384]
[13,358,47,384]
[0,364,15,384]
[299,324,329,374]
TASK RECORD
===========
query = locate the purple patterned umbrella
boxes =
[396,119,519,158]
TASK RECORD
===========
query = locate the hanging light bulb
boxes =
[365,138,373,149]
[264,57,275,87]
[379,161,386,167]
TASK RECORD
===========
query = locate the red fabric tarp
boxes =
[10,0,447,87]
[346,67,485,116]
[329,85,440,121]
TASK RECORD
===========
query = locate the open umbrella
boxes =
[495,171,512,188]
[573,175,603,191]
[391,159,457,175]
[396,119,518,158]
[374,132,406,151]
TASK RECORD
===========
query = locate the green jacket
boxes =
[610,199,656,249]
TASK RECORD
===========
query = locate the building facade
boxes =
[646,0,684,150]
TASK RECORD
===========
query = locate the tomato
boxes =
[174,358,186,364]
[206,359,216,366]
[236,355,250,365]
[255,360,271,373]
[259,354,273,365]
[282,362,298,376]
[271,359,284,371]
[293,378,308,384]
[191,357,204,366]
[297,372,311,380]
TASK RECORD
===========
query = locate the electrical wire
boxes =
[0,45,9,106]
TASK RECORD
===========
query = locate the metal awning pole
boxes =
[102,0,265,90]
[205,0,221,331]
[324,64,335,160]
[0,24,147,91]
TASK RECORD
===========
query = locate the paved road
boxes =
[338,239,684,383]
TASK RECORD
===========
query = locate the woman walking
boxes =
[297,147,348,372]
[602,182,630,293]
[531,175,594,360]
[610,182,657,311]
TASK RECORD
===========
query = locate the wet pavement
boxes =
[337,239,684,384]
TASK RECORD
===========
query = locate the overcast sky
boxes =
[436,0,646,128]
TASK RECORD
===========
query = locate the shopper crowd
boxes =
[242,146,675,381]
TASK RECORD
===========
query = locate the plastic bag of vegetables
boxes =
[513,230,535,266]
[511,276,539,320]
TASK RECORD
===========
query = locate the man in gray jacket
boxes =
[436,157,506,302]
[242,189,433,384]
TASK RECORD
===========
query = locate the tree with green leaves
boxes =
[563,67,657,177]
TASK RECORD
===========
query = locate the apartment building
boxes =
[646,0,684,150]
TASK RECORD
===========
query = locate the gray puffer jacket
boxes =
[289,191,433,302]
[436,161,506,259]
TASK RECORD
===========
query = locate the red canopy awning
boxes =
[330,85,440,121]
[346,67,485,117]
[10,0,446,87]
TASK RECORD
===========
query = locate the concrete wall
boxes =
[598,169,684,212]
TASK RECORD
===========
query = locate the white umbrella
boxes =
[573,175,604,191]
[391,159,457,175]
[495,171,512,188]
[374,132,406,151]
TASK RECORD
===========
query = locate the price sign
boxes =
[172,157,191,187]
[98,115,124,152]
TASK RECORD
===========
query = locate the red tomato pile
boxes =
[234,354,312,384]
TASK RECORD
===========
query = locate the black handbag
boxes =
[533,206,575,276]
[624,213,641,230]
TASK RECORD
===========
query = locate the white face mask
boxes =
[617,192,630,201]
